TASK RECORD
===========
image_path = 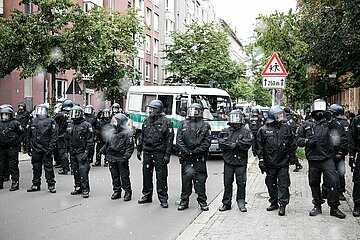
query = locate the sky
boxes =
[211,0,298,44]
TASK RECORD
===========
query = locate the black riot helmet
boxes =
[310,99,327,120]
[35,104,49,118]
[187,103,203,119]
[70,106,84,120]
[18,102,27,111]
[329,104,344,116]
[84,105,94,115]
[61,99,74,112]
[111,103,122,114]
[228,109,245,127]
[0,107,14,122]
[266,106,285,124]
[111,113,128,129]
[147,100,164,117]
[101,109,111,119]
[283,107,291,115]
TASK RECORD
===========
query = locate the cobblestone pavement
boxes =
[177,155,360,240]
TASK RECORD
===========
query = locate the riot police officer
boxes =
[348,109,360,217]
[15,102,32,153]
[27,104,58,193]
[84,105,97,163]
[67,106,94,198]
[176,103,211,211]
[218,110,253,212]
[111,103,123,116]
[98,113,134,201]
[0,106,25,191]
[249,107,263,157]
[257,106,296,216]
[284,107,303,172]
[137,100,174,208]
[55,99,73,174]
[328,104,349,201]
[297,99,346,219]
[94,109,112,167]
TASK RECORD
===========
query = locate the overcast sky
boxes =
[211,0,297,44]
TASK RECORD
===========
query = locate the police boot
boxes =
[338,192,346,201]
[199,202,209,211]
[238,200,247,212]
[138,196,152,204]
[111,192,121,200]
[103,161,109,167]
[330,207,346,219]
[82,191,89,198]
[48,185,56,193]
[27,185,40,192]
[266,203,279,211]
[0,181,3,190]
[278,205,286,216]
[219,204,231,212]
[309,205,322,216]
[58,169,68,175]
[124,192,132,202]
[177,201,189,211]
[9,181,19,191]
[71,187,81,195]
[353,204,360,217]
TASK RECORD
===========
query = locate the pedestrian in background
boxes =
[297,99,346,219]
[98,113,134,201]
[137,100,173,208]
[218,109,253,212]
[257,106,296,216]
[15,102,32,154]
[176,103,211,211]
[27,104,58,193]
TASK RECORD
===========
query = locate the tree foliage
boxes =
[298,0,360,87]
[253,10,311,108]
[164,22,245,93]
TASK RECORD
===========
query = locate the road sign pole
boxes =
[272,89,276,106]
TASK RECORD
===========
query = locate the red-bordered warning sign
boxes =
[261,53,287,76]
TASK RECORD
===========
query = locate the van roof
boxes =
[128,85,230,96]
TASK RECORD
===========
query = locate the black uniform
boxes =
[138,113,173,204]
[218,124,253,208]
[176,118,211,207]
[84,113,97,163]
[28,116,58,188]
[257,121,296,208]
[249,113,263,156]
[94,118,111,166]
[100,126,134,196]
[297,118,341,208]
[349,115,360,214]
[0,118,25,187]
[54,112,70,172]
[15,109,32,152]
[67,118,94,195]
[285,113,302,171]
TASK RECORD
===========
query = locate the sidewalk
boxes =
[177,156,360,240]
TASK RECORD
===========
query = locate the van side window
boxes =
[142,94,156,112]
[158,95,173,115]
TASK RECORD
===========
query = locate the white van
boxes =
[125,85,232,153]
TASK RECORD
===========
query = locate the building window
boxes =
[25,2,33,15]
[146,7,151,24]
[165,20,173,36]
[0,0,4,15]
[134,57,143,79]
[165,0,174,11]
[158,95,173,115]
[55,79,67,101]
[154,0,159,6]
[154,13,159,32]
[145,35,151,54]
[153,65,158,83]
[154,39,159,56]
[145,62,151,81]
[142,94,156,112]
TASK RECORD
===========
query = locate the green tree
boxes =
[164,22,245,89]
[298,0,360,87]
[253,10,311,108]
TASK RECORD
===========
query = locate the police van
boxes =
[125,85,232,153]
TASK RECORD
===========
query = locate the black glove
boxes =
[137,151,142,161]
[81,150,89,163]
[349,155,356,172]
[258,159,266,174]
[163,156,170,164]
[306,138,317,148]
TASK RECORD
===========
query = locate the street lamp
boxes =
[322,73,336,104]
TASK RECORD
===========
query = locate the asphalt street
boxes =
[0,151,225,240]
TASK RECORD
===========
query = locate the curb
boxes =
[176,155,257,240]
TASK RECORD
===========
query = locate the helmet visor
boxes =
[274,111,285,122]
[35,106,48,116]
[0,113,10,121]
[146,106,160,117]
[111,116,119,127]
[229,113,244,124]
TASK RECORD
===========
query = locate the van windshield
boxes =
[191,95,231,121]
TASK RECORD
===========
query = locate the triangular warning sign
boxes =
[261,53,288,76]
[66,79,83,95]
